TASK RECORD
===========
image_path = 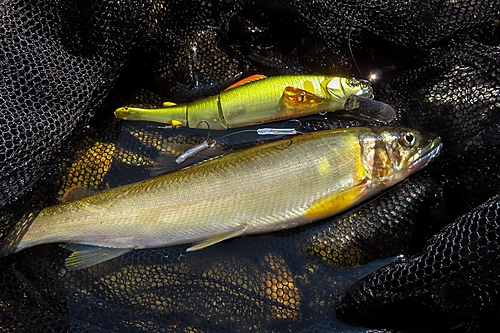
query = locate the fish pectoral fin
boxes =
[224,74,267,90]
[282,87,326,106]
[186,229,246,252]
[303,181,370,219]
[63,244,132,271]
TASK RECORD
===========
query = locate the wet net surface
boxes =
[1,0,500,332]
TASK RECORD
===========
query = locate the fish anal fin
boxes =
[224,74,267,91]
[64,244,132,270]
[303,182,369,219]
[283,87,326,106]
[187,229,246,252]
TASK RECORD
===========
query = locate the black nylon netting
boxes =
[1,0,500,332]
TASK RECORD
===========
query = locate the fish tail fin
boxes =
[0,211,38,257]
[114,103,188,127]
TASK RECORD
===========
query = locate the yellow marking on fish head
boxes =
[355,150,370,180]
[303,181,368,219]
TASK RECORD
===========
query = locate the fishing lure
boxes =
[174,125,300,164]
[115,75,376,130]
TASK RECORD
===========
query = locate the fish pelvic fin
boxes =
[186,229,246,252]
[64,244,132,271]
[0,210,39,257]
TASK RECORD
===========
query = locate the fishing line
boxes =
[347,0,363,78]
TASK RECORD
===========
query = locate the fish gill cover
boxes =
[0,0,499,332]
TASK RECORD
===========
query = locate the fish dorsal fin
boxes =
[60,186,96,203]
[186,228,246,252]
[162,102,177,107]
[283,87,326,106]
[224,74,267,91]
[64,244,132,270]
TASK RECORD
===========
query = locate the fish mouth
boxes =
[408,135,443,172]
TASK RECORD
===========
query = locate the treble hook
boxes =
[175,120,215,164]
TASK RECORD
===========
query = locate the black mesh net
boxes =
[1,0,499,332]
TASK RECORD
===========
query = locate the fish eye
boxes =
[402,131,416,147]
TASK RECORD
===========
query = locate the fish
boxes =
[0,127,442,270]
[114,75,377,130]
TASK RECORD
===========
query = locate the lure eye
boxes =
[348,78,359,87]
[402,131,416,147]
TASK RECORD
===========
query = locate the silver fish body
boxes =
[1,127,442,269]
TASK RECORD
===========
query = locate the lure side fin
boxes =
[161,102,184,125]
[64,244,132,270]
[186,228,246,252]
[224,74,267,91]
[282,87,326,106]
[162,102,178,107]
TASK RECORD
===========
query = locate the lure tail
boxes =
[115,103,188,127]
